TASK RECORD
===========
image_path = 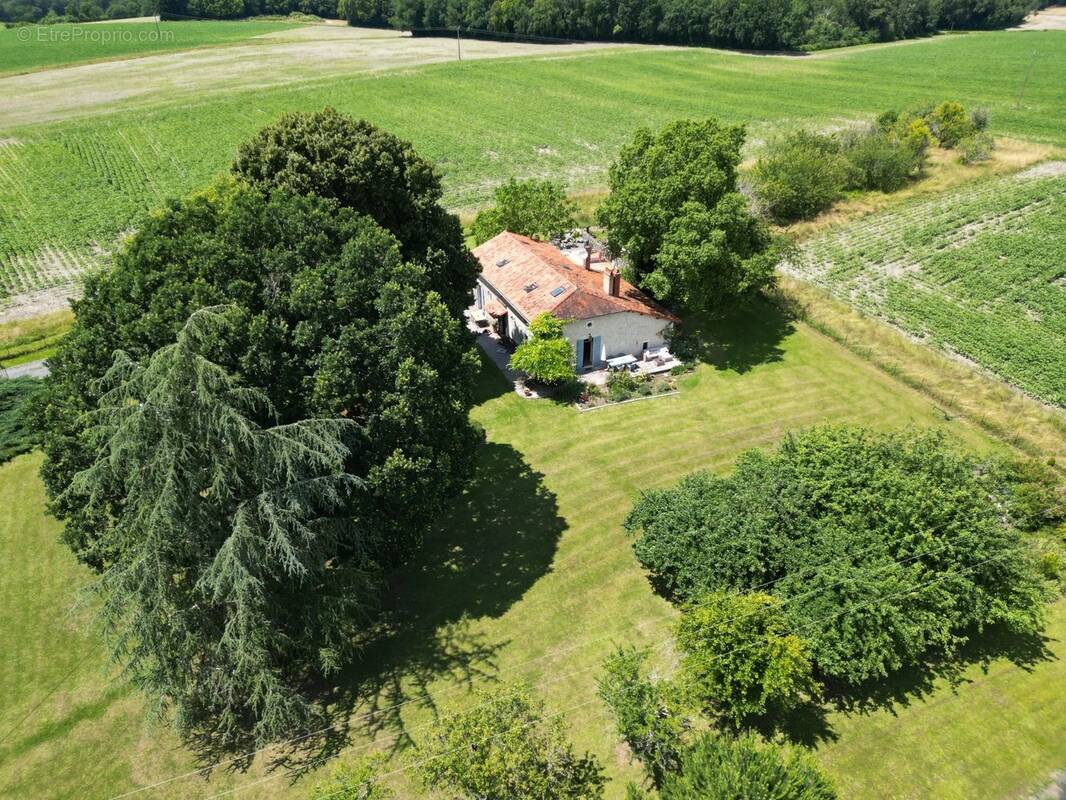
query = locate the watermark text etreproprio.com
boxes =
[16,26,175,44]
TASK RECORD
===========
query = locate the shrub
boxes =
[841,129,923,192]
[928,101,976,148]
[660,733,837,800]
[899,117,935,155]
[958,132,996,164]
[675,591,819,727]
[1036,548,1064,583]
[470,178,577,245]
[752,130,849,223]
[624,426,1050,685]
[598,646,687,788]
[987,456,1065,531]
[310,756,391,800]
[800,16,868,50]
[875,110,901,132]
[0,376,42,464]
[509,313,576,385]
[971,107,990,131]
[419,685,606,800]
[607,369,647,402]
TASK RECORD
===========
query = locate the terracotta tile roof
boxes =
[473,232,679,324]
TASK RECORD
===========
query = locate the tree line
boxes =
[1,0,150,24]
[0,0,336,25]
[349,0,1040,51]
[5,0,1037,44]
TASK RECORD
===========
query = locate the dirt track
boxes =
[1013,5,1066,30]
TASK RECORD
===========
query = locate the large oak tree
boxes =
[598,118,777,313]
[232,108,479,318]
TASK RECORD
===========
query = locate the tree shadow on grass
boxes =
[672,296,794,374]
[749,700,839,748]
[824,623,1057,719]
[266,440,566,776]
[742,623,1057,751]
[471,342,514,404]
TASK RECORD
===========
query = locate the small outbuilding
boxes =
[471,231,679,371]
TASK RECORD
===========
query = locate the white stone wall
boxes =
[475,280,672,363]
[563,312,672,366]
[475,280,531,343]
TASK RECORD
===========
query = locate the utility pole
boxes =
[457,25,462,61]
[1014,50,1036,110]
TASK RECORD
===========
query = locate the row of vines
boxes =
[0,123,195,317]
[786,165,1066,407]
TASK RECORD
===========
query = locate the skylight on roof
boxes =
[524,282,539,293]
[496,258,510,267]
[550,286,566,297]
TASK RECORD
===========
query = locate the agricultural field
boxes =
[0,19,305,76]
[4,302,1065,800]
[1,29,1065,320]
[786,164,1066,407]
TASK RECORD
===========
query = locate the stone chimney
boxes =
[584,241,593,270]
[602,266,621,297]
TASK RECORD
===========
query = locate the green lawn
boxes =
[819,601,1066,800]
[0,20,304,76]
[1,29,1065,312]
[3,302,1063,799]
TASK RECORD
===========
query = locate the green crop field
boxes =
[0,20,304,76]
[3,304,1065,800]
[1,30,1064,318]
[787,164,1066,407]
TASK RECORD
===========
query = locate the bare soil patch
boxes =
[0,285,76,324]
[1013,6,1066,31]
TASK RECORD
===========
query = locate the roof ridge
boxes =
[472,231,679,324]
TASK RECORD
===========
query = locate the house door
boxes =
[581,337,593,370]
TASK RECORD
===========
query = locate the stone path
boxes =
[465,312,544,399]
[1034,772,1066,800]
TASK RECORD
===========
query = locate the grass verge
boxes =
[0,308,71,366]
[775,277,1066,471]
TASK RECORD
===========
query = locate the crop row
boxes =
[790,168,1066,406]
